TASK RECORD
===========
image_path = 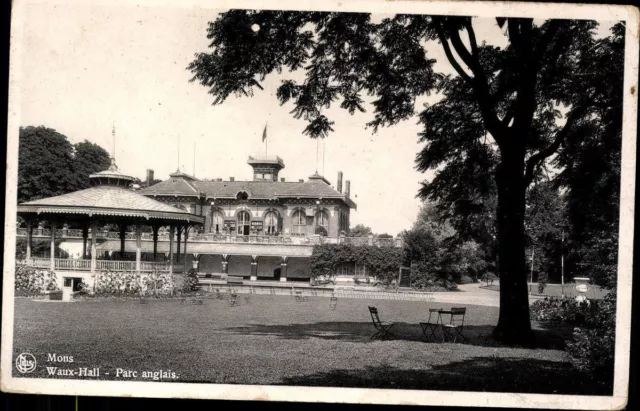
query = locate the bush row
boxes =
[14,265,58,293]
[531,293,615,389]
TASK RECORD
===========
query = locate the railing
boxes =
[54,258,91,271]
[19,258,186,273]
[16,229,403,247]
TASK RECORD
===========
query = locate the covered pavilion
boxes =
[16,160,204,277]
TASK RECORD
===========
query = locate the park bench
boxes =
[368,306,395,340]
[227,276,244,285]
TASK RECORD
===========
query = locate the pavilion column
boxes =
[119,224,126,260]
[280,256,289,282]
[82,225,88,259]
[26,219,32,262]
[169,225,175,274]
[91,220,98,274]
[135,223,142,273]
[183,225,189,274]
[152,226,159,261]
[49,222,56,271]
[250,255,258,281]
[176,226,182,263]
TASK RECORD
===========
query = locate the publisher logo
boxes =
[16,353,36,374]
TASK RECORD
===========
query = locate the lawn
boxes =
[12,294,611,394]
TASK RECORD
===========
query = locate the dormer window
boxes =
[236,191,249,201]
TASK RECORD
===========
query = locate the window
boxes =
[237,211,251,235]
[210,210,224,234]
[355,263,368,279]
[336,262,355,276]
[265,211,278,235]
[316,210,329,235]
[292,210,306,234]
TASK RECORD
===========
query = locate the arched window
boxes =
[292,210,306,235]
[210,210,224,234]
[316,210,329,234]
[237,211,251,235]
[264,211,278,235]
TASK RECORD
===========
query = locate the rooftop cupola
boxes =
[308,172,330,185]
[89,158,136,188]
[169,169,199,182]
[247,155,285,182]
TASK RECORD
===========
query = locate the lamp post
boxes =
[555,222,567,298]
[561,227,565,297]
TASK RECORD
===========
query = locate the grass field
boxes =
[12,294,611,394]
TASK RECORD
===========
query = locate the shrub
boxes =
[530,296,592,325]
[15,265,59,293]
[181,269,199,293]
[458,275,474,285]
[537,281,547,294]
[566,292,616,387]
[480,272,498,286]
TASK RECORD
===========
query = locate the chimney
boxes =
[345,180,351,198]
[230,177,235,181]
[280,178,285,182]
[146,169,154,186]
[337,171,343,193]
[299,179,304,182]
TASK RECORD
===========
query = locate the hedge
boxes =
[310,244,404,285]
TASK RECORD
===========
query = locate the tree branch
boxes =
[463,19,479,57]
[524,107,586,185]
[434,21,473,84]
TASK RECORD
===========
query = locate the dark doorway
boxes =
[273,267,281,281]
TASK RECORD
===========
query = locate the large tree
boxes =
[187,12,624,343]
[18,126,112,202]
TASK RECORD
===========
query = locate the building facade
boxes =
[139,155,361,282]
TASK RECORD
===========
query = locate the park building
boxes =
[138,155,359,282]
[16,153,402,288]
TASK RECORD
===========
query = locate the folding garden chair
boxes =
[368,306,395,340]
[419,308,441,342]
[215,289,224,300]
[294,290,308,302]
[329,296,338,310]
[442,307,467,343]
[228,293,240,307]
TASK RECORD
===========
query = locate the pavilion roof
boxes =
[17,185,204,224]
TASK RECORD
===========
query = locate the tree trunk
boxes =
[492,148,534,344]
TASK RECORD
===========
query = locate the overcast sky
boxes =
[16,3,614,235]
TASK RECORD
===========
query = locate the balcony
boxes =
[16,228,402,248]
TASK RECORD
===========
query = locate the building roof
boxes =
[141,178,357,209]
[17,185,205,223]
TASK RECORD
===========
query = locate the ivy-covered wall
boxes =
[310,244,404,284]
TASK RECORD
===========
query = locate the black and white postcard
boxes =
[2,0,638,408]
